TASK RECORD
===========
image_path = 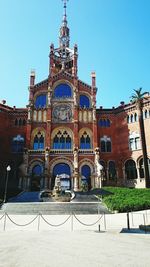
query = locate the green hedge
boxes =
[101,187,150,213]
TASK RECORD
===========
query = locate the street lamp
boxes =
[3,165,11,203]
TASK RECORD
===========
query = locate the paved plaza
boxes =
[0,211,150,267]
[0,228,150,267]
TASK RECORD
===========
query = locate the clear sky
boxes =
[0,0,150,108]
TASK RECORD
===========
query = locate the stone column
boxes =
[44,148,50,189]
[73,147,79,191]
[122,167,126,186]
[27,176,31,191]
[49,175,52,190]
[94,147,103,188]
[73,170,79,191]
[18,177,22,189]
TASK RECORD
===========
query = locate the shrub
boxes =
[100,187,150,213]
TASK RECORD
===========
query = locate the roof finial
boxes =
[62,0,68,17]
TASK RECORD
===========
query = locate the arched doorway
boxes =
[31,165,43,191]
[52,163,71,190]
[81,165,91,189]
[125,159,137,179]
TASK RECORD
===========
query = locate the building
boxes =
[0,1,150,194]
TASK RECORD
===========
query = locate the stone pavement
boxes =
[0,223,150,267]
[0,210,149,267]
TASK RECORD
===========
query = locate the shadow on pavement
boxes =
[120,228,150,234]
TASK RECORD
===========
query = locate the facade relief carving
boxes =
[52,104,72,122]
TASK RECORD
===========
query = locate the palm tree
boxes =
[131,87,150,188]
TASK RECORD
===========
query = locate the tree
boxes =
[131,87,150,188]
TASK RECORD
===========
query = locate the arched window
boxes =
[139,158,144,178]
[101,140,105,152]
[103,120,107,127]
[81,165,91,189]
[79,95,90,108]
[125,160,137,179]
[134,113,137,122]
[80,132,91,149]
[23,119,26,126]
[19,118,22,126]
[130,114,133,123]
[99,119,104,127]
[100,137,111,152]
[32,165,43,176]
[127,115,130,124]
[53,163,71,176]
[106,119,111,127]
[53,130,72,149]
[108,161,116,180]
[139,158,150,178]
[15,118,18,126]
[35,94,46,108]
[33,132,44,150]
[99,119,110,127]
[54,84,72,98]
[129,133,141,150]
[12,135,24,153]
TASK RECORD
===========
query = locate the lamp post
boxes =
[3,165,11,203]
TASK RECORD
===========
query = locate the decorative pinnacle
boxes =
[62,0,69,17]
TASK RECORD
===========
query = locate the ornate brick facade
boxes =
[0,2,150,193]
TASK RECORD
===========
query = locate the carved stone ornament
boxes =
[52,104,72,122]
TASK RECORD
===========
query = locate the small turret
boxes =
[30,70,35,87]
[91,71,96,88]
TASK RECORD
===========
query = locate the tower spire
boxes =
[62,0,68,17]
[60,0,70,47]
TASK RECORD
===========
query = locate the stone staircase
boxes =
[0,191,110,215]
[0,202,109,215]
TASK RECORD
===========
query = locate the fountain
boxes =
[52,175,72,202]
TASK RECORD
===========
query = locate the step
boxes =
[0,202,109,215]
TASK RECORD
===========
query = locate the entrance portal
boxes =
[81,165,91,189]
[31,165,42,191]
[52,163,71,190]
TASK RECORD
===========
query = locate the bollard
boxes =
[127,212,130,230]
[131,212,134,226]
[38,213,40,231]
[71,213,73,232]
[143,214,147,234]
[98,224,100,232]
[3,213,7,231]
[104,213,106,230]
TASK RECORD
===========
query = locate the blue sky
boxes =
[0,0,150,108]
